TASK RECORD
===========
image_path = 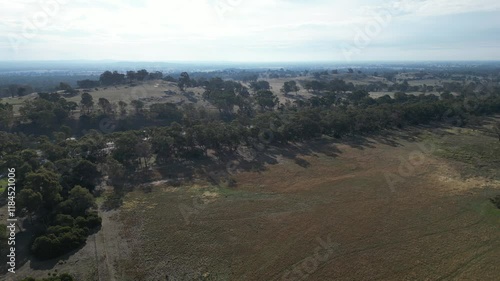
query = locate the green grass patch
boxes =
[429,131,500,179]
[435,141,500,165]
[470,199,500,227]
[0,178,7,194]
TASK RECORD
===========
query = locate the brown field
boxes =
[6,120,500,281]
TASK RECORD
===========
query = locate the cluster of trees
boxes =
[75,87,500,173]
[0,84,34,98]
[281,81,299,95]
[0,131,102,260]
[76,69,165,88]
[18,93,78,131]
[302,79,356,93]
[0,102,14,130]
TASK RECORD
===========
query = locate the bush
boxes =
[32,226,88,259]
[31,211,102,259]
[491,195,500,209]
[54,214,75,227]
[75,212,101,229]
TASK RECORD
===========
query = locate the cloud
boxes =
[0,0,499,61]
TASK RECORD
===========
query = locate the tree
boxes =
[394,92,409,103]
[130,100,145,115]
[346,90,370,105]
[126,70,137,82]
[113,132,141,168]
[17,87,28,97]
[18,189,43,224]
[149,103,182,121]
[255,90,278,111]
[281,81,300,95]
[0,102,14,130]
[80,92,94,114]
[67,185,95,215]
[202,78,246,117]
[99,71,125,86]
[440,91,454,100]
[77,79,100,89]
[135,140,152,169]
[57,82,73,92]
[66,160,100,191]
[103,156,126,187]
[151,130,175,164]
[250,80,271,92]
[118,101,128,116]
[19,98,72,129]
[98,98,113,115]
[148,71,163,80]
[24,168,63,210]
[305,80,325,92]
[178,72,191,91]
[136,69,149,81]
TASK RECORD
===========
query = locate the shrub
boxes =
[32,226,87,259]
[54,214,75,227]
[491,195,500,209]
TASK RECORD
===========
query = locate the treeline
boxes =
[77,69,164,88]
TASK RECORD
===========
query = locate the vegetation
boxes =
[492,195,500,209]
[1,67,500,263]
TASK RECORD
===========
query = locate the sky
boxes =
[0,0,499,62]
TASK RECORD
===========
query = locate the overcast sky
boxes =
[0,0,499,62]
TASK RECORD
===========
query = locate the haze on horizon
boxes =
[1,0,499,62]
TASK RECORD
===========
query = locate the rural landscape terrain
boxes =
[2,0,500,280]
[1,63,500,281]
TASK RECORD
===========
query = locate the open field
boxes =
[6,119,500,281]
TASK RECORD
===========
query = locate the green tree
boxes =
[68,185,95,215]
[118,100,128,116]
[18,189,43,224]
[255,90,278,111]
[130,100,144,115]
[98,97,113,115]
[80,92,94,114]
[281,81,299,95]
[250,80,271,92]
[24,168,63,209]
[113,132,140,168]
[0,102,14,130]
[178,72,191,91]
